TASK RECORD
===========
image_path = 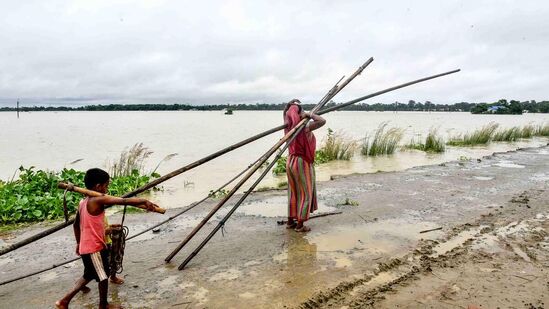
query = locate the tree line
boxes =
[1,100,548,113]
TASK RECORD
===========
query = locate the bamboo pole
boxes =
[176,68,461,269]
[0,67,460,284]
[164,58,374,262]
[57,182,166,214]
[0,65,458,257]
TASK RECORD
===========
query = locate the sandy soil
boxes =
[0,145,548,309]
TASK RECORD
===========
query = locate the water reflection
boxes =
[282,233,318,300]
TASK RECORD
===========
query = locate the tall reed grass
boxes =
[492,126,521,142]
[361,122,404,156]
[447,123,499,146]
[535,123,549,136]
[519,124,535,138]
[109,143,153,177]
[317,128,357,161]
[406,129,446,153]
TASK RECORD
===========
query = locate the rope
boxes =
[109,225,128,275]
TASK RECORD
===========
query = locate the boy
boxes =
[80,216,124,294]
[56,168,159,309]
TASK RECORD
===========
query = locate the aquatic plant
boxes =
[361,122,404,156]
[535,123,549,136]
[317,128,357,161]
[492,126,521,142]
[447,123,499,146]
[519,124,535,138]
[272,155,288,176]
[406,129,445,153]
[0,166,159,224]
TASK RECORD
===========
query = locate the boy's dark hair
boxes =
[84,168,110,189]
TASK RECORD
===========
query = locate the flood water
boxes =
[0,110,547,208]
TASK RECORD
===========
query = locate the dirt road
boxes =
[1,145,548,308]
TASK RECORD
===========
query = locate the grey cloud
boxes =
[0,0,548,106]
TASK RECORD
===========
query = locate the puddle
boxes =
[333,256,353,268]
[306,219,441,254]
[432,227,484,256]
[492,161,525,168]
[473,176,494,181]
[237,195,337,217]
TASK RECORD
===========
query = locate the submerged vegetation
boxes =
[272,128,356,175]
[0,144,164,224]
[447,123,499,146]
[406,129,446,153]
[361,122,404,156]
[316,128,356,162]
[448,123,548,146]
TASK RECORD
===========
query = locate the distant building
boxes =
[487,105,505,113]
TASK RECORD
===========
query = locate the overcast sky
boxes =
[0,0,548,106]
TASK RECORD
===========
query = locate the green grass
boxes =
[447,123,499,146]
[361,122,404,156]
[317,128,357,162]
[535,123,549,136]
[406,129,446,153]
[492,126,521,142]
[519,124,535,138]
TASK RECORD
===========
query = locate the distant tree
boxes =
[471,103,488,114]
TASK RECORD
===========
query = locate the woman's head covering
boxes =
[284,105,316,163]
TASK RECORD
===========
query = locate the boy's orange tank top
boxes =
[78,197,106,255]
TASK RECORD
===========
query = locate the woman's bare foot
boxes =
[295,225,311,232]
[110,276,125,284]
[80,286,91,293]
[55,300,68,309]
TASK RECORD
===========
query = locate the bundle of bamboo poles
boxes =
[0,59,460,284]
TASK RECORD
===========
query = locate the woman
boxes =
[284,99,326,232]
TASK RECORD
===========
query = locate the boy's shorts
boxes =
[81,249,110,282]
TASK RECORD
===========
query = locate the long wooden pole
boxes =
[57,182,166,214]
[164,58,374,262]
[176,68,461,269]
[0,67,460,284]
[0,65,458,257]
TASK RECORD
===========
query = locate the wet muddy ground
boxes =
[1,145,548,308]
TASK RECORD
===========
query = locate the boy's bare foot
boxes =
[110,276,125,284]
[295,225,311,232]
[55,300,68,309]
[80,286,91,293]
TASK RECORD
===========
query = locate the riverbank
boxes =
[0,145,548,308]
